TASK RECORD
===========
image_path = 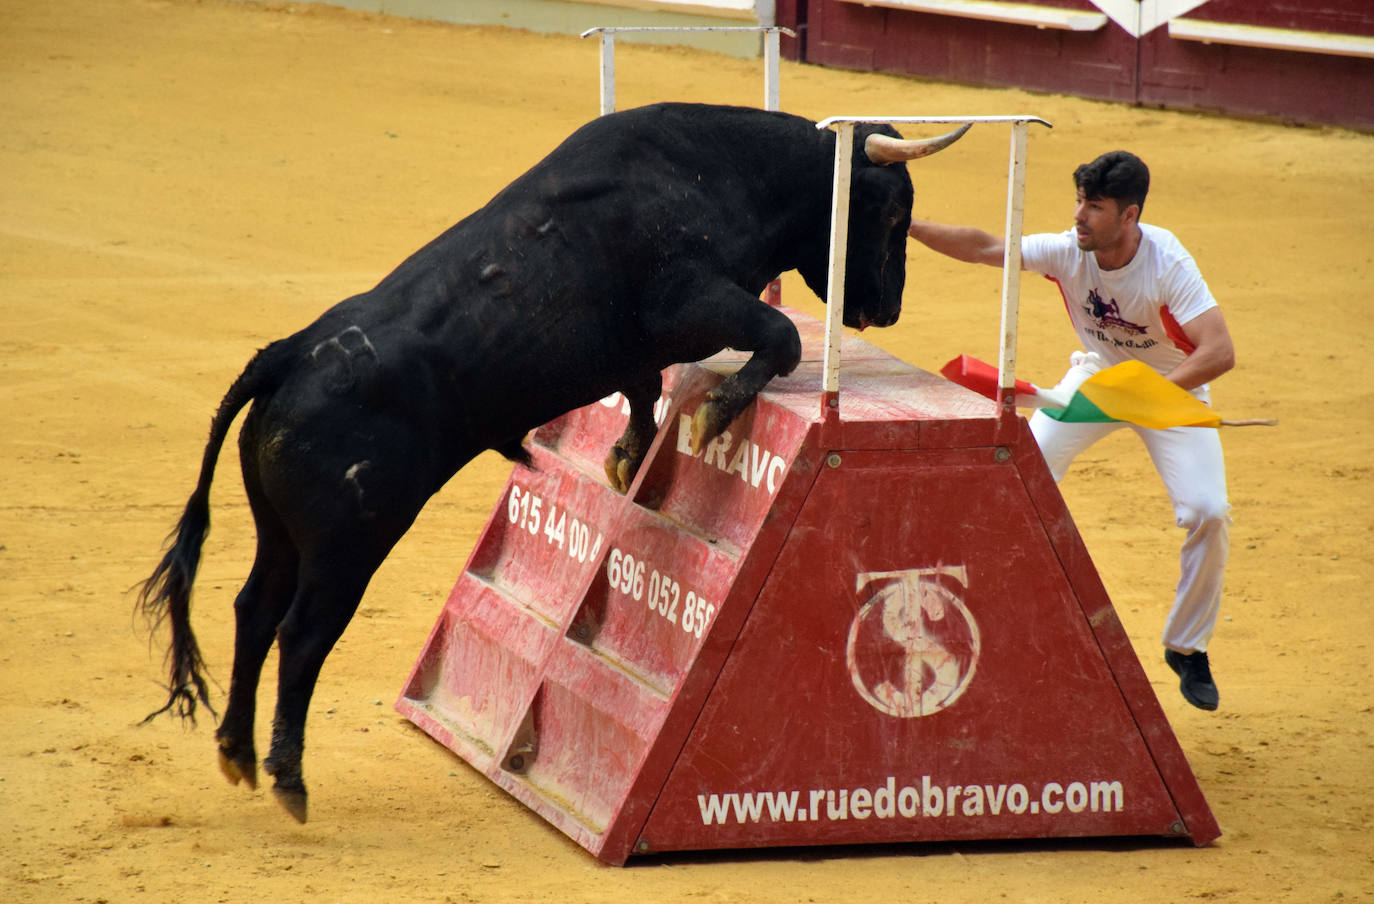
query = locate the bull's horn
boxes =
[864,123,972,165]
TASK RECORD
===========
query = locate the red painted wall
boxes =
[1183,0,1374,35]
[1140,1,1374,126]
[779,1,1374,131]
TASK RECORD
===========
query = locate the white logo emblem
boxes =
[846,567,981,718]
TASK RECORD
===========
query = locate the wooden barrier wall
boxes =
[250,1,1371,130]
[777,0,1374,131]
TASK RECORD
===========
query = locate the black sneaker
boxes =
[1165,649,1219,711]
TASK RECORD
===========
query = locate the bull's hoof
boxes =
[690,399,727,455]
[603,446,635,494]
[217,748,258,791]
[272,785,308,824]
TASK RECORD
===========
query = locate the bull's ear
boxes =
[864,123,972,165]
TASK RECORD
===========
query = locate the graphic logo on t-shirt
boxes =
[1084,288,1147,336]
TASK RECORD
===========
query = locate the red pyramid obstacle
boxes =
[395,306,1219,863]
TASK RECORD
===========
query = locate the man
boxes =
[908,150,1234,711]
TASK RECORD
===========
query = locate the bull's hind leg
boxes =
[604,371,664,492]
[215,415,300,791]
[260,558,378,823]
[259,480,426,823]
[215,537,297,792]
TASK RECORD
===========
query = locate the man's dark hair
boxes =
[1073,150,1149,214]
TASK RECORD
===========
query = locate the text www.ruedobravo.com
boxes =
[698,775,1125,826]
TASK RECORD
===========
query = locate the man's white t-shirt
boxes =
[1021,223,1218,387]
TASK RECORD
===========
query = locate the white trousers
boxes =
[1029,353,1230,654]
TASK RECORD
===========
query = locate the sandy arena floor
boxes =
[2,1,1372,901]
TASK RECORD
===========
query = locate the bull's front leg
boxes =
[604,371,663,493]
[648,276,803,455]
[689,335,799,454]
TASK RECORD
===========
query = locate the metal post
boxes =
[821,121,854,412]
[599,31,615,116]
[763,29,783,306]
[764,28,780,112]
[996,120,1030,418]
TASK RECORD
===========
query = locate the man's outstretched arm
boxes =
[908,219,1007,267]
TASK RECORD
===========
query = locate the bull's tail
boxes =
[137,340,293,726]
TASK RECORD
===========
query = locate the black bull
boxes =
[138,103,968,821]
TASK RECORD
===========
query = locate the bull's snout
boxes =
[846,307,899,331]
[868,309,899,329]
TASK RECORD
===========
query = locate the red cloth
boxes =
[939,354,1038,401]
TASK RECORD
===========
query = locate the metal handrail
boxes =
[815,115,1052,417]
[581,26,795,116]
